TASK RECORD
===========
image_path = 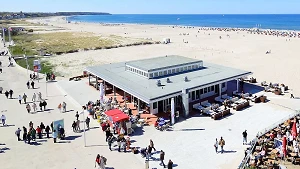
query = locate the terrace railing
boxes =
[238,110,300,169]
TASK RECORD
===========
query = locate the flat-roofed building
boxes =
[85,55,251,117]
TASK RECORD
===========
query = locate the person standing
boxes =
[1,114,6,126]
[160,150,166,168]
[32,93,36,102]
[40,122,45,133]
[38,92,42,101]
[75,111,79,121]
[36,126,42,139]
[167,159,173,169]
[62,102,67,112]
[219,137,226,153]
[31,81,35,89]
[26,81,30,89]
[291,90,295,99]
[22,126,27,142]
[86,116,90,129]
[31,127,36,141]
[58,103,62,113]
[105,128,111,142]
[72,121,77,132]
[45,125,50,138]
[95,154,101,168]
[150,139,156,151]
[15,128,21,141]
[26,104,31,113]
[18,95,22,104]
[39,101,43,111]
[214,138,218,153]
[52,130,57,143]
[23,93,27,104]
[9,89,13,99]
[242,130,248,145]
[42,100,47,110]
[5,90,9,99]
[107,135,113,151]
[32,102,37,113]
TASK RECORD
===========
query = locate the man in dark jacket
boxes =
[168,159,173,169]
[160,150,166,168]
[45,125,51,138]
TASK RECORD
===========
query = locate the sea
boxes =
[67,14,300,31]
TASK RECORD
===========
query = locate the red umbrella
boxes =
[292,121,298,139]
[282,136,287,157]
[105,109,123,116]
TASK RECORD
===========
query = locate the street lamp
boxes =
[23,48,29,75]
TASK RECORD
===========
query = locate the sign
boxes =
[33,60,40,66]
[33,65,41,72]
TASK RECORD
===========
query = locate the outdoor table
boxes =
[290,153,297,157]
[256,146,262,151]
[274,128,280,132]
[271,149,278,154]
[138,119,145,124]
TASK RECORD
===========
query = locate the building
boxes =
[85,55,252,117]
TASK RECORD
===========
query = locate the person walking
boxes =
[36,126,42,139]
[26,104,31,113]
[62,102,67,112]
[160,150,166,168]
[72,121,77,132]
[291,90,295,99]
[5,90,9,99]
[38,92,42,101]
[39,101,43,111]
[15,128,21,141]
[31,81,35,89]
[242,130,248,145]
[32,93,36,102]
[150,139,156,151]
[58,103,62,113]
[9,89,13,99]
[45,125,50,138]
[32,102,37,113]
[86,116,90,129]
[214,138,218,153]
[42,100,47,110]
[22,126,27,143]
[1,114,6,126]
[53,130,57,143]
[105,128,111,142]
[18,95,22,104]
[219,137,226,153]
[107,135,113,151]
[75,111,79,120]
[27,131,31,144]
[23,93,27,104]
[31,127,36,141]
[167,159,173,169]
[26,81,30,89]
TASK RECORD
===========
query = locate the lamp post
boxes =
[81,109,87,147]
[23,48,28,75]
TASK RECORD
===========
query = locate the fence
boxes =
[238,110,300,169]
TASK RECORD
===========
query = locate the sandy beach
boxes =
[1,16,300,169]
[27,16,300,96]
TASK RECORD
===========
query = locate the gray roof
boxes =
[85,57,251,103]
[125,55,202,72]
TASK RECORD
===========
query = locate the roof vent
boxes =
[166,78,171,83]
[157,80,161,86]
[184,76,188,82]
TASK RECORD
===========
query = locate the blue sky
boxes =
[2,0,300,14]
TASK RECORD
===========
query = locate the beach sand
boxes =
[28,16,300,96]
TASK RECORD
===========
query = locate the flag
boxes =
[292,121,298,139]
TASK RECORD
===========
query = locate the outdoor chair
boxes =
[214,96,224,103]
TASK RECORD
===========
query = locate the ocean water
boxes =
[68,14,300,31]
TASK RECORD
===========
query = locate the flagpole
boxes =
[82,109,87,147]
[2,27,5,47]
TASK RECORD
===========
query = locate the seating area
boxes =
[262,81,289,95]
[242,115,300,169]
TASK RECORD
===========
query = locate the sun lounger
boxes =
[221,94,231,100]
[193,103,200,110]
[201,100,211,107]
[215,96,224,103]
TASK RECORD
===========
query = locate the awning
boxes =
[112,113,129,122]
[105,109,123,116]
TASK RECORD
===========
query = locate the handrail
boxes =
[238,110,300,169]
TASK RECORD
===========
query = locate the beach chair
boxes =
[214,96,224,103]
[221,94,230,100]
[201,100,211,107]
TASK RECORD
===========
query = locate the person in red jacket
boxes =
[36,126,42,139]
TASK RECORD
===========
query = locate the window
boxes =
[211,86,214,91]
[145,73,148,77]
[164,70,167,75]
[189,92,191,98]
[200,89,203,94]
[208,86,211,92]
[204,88,207,93]
[154,72,158,77]
[168,70,171,74]
[196,90,200,99]
[150,73,153,78]
[159,72,163,76]
[192,65,195,69]
[195,65,198,69]
[176,68,179,73]
[153,102,157,109]
[192,91,195,100]
[222,82,226,88]
[184,67,187,71]
[180,67,183,72]
[172,69,175,73]
[188,66,191,70]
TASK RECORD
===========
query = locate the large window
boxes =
[184,67,187,71]
[180,67,183,72]
[204,88,207,93]
[211,86,214,91]
[222,82,226,88]
[153,102,157,109]
[172,69,175,73]
[159,72,163,76]
[188,66,191,70]
[200,89,203,94]
[164,70,167,75]
[154,72,158,77]
[149,73,153,78]
[196,90,200,99]
[168,70,171,74]
[176,68,179,73]
[192,91,195,100]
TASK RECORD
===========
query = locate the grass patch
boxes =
[15,57,54,74]
[10,32,115,55]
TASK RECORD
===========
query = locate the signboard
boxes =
[33,60,41,72]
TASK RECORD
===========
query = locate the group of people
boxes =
[214,137,226,154]
[15,121,50,144]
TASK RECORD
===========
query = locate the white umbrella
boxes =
[99,83,104,103]
[171,98,175,125]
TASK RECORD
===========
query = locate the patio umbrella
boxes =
[292,121,298,139]
[282,136,287,157]
[171,98,175,125]
[99,83,104,104]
